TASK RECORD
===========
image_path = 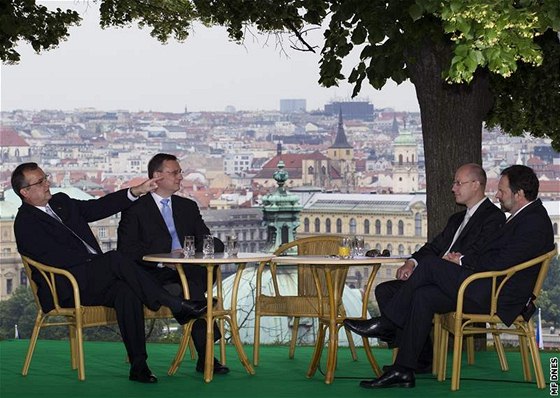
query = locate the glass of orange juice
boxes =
[338,237,351,259]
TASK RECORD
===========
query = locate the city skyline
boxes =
[0,1,420,113]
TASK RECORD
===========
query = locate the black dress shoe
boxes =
[360,369,415,388]
[173,300,207,325]
[196,358,230,375]
[343,316,396,340]
[129,366,158,383]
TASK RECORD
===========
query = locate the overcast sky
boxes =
[1,1,420,113]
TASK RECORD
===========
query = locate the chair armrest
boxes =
[454,248,557,318]
[256,260,282,296]
[21,255,83,310]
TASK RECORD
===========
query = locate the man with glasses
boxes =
[346,164,554,389]
[11,162,209,383]
[117,153,229,375]
[345,163,505,374]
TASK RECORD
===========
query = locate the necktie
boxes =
[161,199,182,250]
[45,204,98,254]
[444,211,472,255]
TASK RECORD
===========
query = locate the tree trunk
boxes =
[407,39,494,240]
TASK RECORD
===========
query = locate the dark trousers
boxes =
[382,256,490,370]
[68,251,182,366]
[375,279,432,368]
[145,264,221,360]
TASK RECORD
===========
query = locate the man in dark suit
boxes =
[12,162,209,384]
[117,153,229,375]
[345,163,505,371]
[348,165,554,389]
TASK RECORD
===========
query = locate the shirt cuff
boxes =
[127,189,139,201]
[409,258,419,269]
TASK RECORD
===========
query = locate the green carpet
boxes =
[0,339,557,398]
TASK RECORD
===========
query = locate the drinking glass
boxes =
[225,235,239,256]
[354,236,365,257]
[338,237,351,259]
[202,235,215,256]
[183,236,195,257]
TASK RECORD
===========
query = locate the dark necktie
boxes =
[45,205,98,254]
[160,198,182,250]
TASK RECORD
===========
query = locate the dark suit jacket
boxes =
[461,199,554,325]
[14,190,135,309]
[412,197,505,261]
[117,193,223,269]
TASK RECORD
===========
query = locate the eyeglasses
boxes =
[158,170,183,177]
[24,174,51,189]
[452,180,476,187]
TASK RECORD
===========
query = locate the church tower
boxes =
[327,110,356,192]
[261,161,302,252]
[392,127,419,193]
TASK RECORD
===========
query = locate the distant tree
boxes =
[538,256,560,328]
[2,0,559,236]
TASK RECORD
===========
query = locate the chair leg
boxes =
[437,328,449,382]
[22,314,43,376]
[361,337,382,377]
[492,330,508,371]
[219,318,226,365]
[451,330,464,391]
[289,317,300,359]
[307,323,327,378]
[253,311,261,366]
[344,325,358,361]
[168,322,194,375]
[432,314,441,376]
[75,323,86,381]
[466,335,475,365]
[519,334,532,381]
[525,329,546,388]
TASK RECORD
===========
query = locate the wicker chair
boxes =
[252,235,358,366]
[436,246,557,391]
[20,255,188,380]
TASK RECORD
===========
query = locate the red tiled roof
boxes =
[0,127,29,146]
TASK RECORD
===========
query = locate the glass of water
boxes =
[202,235,215,256]
[225,235,239,256]
[183,236,195,257]
[354,236,365,257]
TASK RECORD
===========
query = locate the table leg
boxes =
[204,265,215,383]
[228,263,254,374]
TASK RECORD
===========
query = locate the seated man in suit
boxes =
[118,153,229,375]
[346,165,554,389]
[345,163,505,372]
[12,162,208,384]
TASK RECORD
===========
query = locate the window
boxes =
[326,218,331,233]
[336,219,342,233]
[6,279,13,295]
[98,227,107,239]
[349,218,356,234]
[386,220,393,235]
[304,218,310,233]
[398,244,405,255]
[398,220,404,235]
[375,220,381,235]
[364,219,370,234]
[415,213,422,236]
[387,244,393,254]
[314,218,321,233]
